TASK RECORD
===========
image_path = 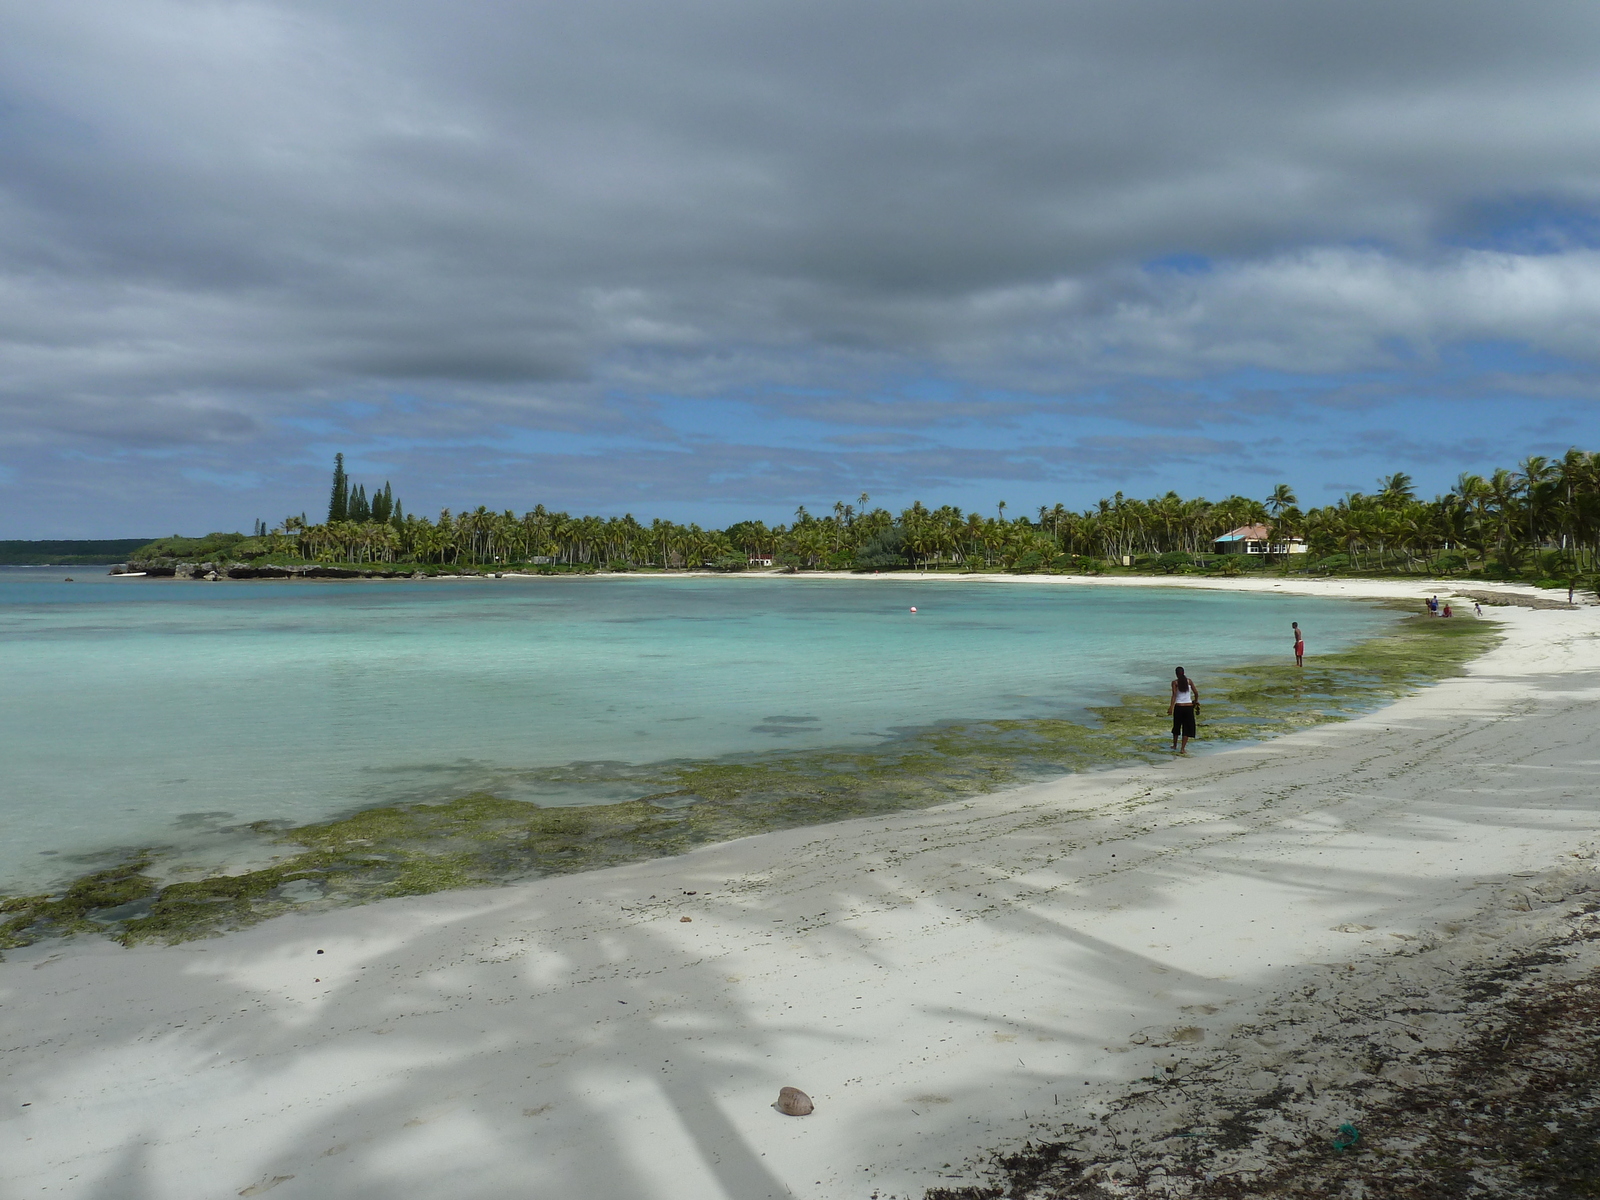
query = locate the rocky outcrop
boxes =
[116,560,445,580]
[1451,588,1579,611]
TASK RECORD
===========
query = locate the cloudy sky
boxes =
[4,0,1600,536]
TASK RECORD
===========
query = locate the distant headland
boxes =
[0,539,154,567]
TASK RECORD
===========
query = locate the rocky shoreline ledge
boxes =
[107,563,1589,608]
[113,559,437,580]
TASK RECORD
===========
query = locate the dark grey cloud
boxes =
[378,433,1265,514]
[4,1,1600,531]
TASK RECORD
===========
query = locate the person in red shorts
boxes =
[1292,621,1305,667]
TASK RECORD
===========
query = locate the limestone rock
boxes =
[774,1086,813,1116]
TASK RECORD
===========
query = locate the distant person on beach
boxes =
[1442,603,1453,618]
[1292,621,1304,667]
[1474,601,1483,617]
[1169,667,1198,755]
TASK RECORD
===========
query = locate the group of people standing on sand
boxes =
[1164,620,1308,755]
[1426,595,1472,618]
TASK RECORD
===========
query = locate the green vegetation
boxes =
[126,532,256,561]
[123,451,1600,592]
[326,451,400,526]
[0,611,1496,952]
[1,860,158,945]
[0,539,153,566]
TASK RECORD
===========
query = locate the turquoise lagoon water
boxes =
[0,569,1395,891]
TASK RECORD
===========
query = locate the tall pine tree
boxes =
[327,454,349,523]
[349,483,371,523]
[371,481,393,525]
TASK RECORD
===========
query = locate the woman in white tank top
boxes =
[1168,666,1198,754]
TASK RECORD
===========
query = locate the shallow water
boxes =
[0,569,1393,891]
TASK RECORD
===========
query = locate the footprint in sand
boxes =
[238,1177,294,1196]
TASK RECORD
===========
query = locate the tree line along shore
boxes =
[0,539,153,566]
[103,447,1600,589]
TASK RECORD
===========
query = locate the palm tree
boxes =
[1518,456,1557,559]
[1377,473,1415,507]
[1486,467,1521,563]
[1266,484,1297,518]
[1046,503,1067,543]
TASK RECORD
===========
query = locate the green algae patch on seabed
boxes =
[0,611,1498,953]
[0,859,159,948]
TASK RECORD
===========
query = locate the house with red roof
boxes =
[1212,524,1308,555]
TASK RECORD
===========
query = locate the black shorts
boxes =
[1172,706,1196,738]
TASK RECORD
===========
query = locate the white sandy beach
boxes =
[2,576,1598,1200]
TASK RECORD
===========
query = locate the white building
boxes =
[1212,524,1308,555]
